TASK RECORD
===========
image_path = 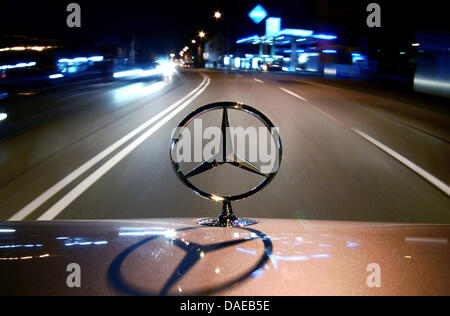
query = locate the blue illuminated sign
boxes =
[284,49,305,53]
[266,17,281,37]
[236,34,260,44]
[314,34,338,40]
[278,29,314,37]
[248,4,268,24]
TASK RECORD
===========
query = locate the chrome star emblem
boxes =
[170,102,282,227]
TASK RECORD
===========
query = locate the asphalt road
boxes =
[0,69,449,223]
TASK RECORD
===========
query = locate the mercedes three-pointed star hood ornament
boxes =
[170,102,282,227]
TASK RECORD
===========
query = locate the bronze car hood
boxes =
[0,219,449,296]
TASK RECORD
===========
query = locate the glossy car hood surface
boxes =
[0,219,449,296]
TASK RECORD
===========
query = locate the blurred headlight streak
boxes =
[414,77,450,98]
[88,56,104,62]
[0,228,15,233]
[0,61,36,70]
[113,81,165,102]
[414,77,450,90]
[113,67,163,79]
[113,69,143,78]
[49,74,64,79]
[140,68,162,77]
[0,46,55,52]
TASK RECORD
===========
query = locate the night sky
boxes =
[0,0,447,56]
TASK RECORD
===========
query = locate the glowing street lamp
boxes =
[192,40,196,44]
[199,31,206,38]
[214,11,222,19]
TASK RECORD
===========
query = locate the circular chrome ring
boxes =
[170,102,282,203]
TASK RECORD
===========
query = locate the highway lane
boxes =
[0,69,449,223]
[0,73,205,219]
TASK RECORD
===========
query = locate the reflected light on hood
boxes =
[118,228,176,239]
[65,240,108,247]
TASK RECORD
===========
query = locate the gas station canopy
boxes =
[236,29,337,46]
[237,16,337,46]
[231,11,340,72]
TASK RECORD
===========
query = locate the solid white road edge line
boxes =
[353,128,450,197]
[37,77,211,220]
[279,87,308,101]
[8,75,209,221]
[253,78,264,83]
[280,86,449,197]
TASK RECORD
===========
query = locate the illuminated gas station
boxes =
[223,4,344,73]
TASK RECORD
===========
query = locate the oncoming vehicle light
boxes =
[0,228,15,233]
[0,113,7,122]
[49,74,64,79]
[113,68,163,79]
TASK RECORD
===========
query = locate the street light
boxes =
[212,10,230,55]
[192,40,196,44]
[199,31,206,38]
